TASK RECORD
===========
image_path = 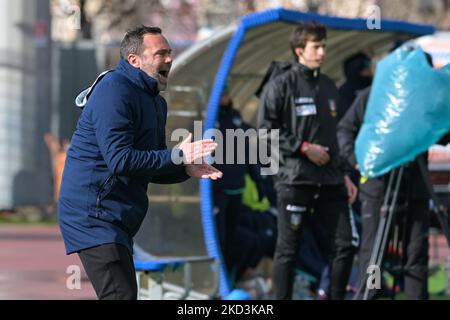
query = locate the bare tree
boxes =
[60,0,450,46]
[321,0,450,29]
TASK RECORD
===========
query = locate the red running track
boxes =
[0,225,96,300]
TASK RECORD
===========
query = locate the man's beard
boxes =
[142,64,169,91]
[157,78,168,91]
[151,72,168,91]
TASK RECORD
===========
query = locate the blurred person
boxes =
[334,54,373,275]
[337,52,373,121]
[58,26,222,300]
[213,85,268,283]
[337,52,372,221]
[44,133,70,205]
[338,86,428,299]
[337,53,450,299]
[337,52,372,195]
[258,22,358,300]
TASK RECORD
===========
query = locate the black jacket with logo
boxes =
[257,62,346,187]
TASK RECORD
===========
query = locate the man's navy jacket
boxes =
[58,59,189,255]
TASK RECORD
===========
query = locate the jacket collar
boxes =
[116,59,159,95]
[294,62,320,81]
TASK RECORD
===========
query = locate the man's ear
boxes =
[294,47,303,60]
[127,54,141,68]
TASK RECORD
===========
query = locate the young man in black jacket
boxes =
[258,22,358,300]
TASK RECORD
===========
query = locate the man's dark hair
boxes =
[290,22,327,59]
[120,26,162,59]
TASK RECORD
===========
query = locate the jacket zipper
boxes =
[95,174,114,218]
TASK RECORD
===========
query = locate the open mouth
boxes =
[158,70,169,78]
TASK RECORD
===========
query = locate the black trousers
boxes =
[78,243,138,300]
[273,184,356,300]
[357,198,429,300]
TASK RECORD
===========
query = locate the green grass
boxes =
[381,266,450,300]
[429,265,448,295]
[0,212,58,225]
